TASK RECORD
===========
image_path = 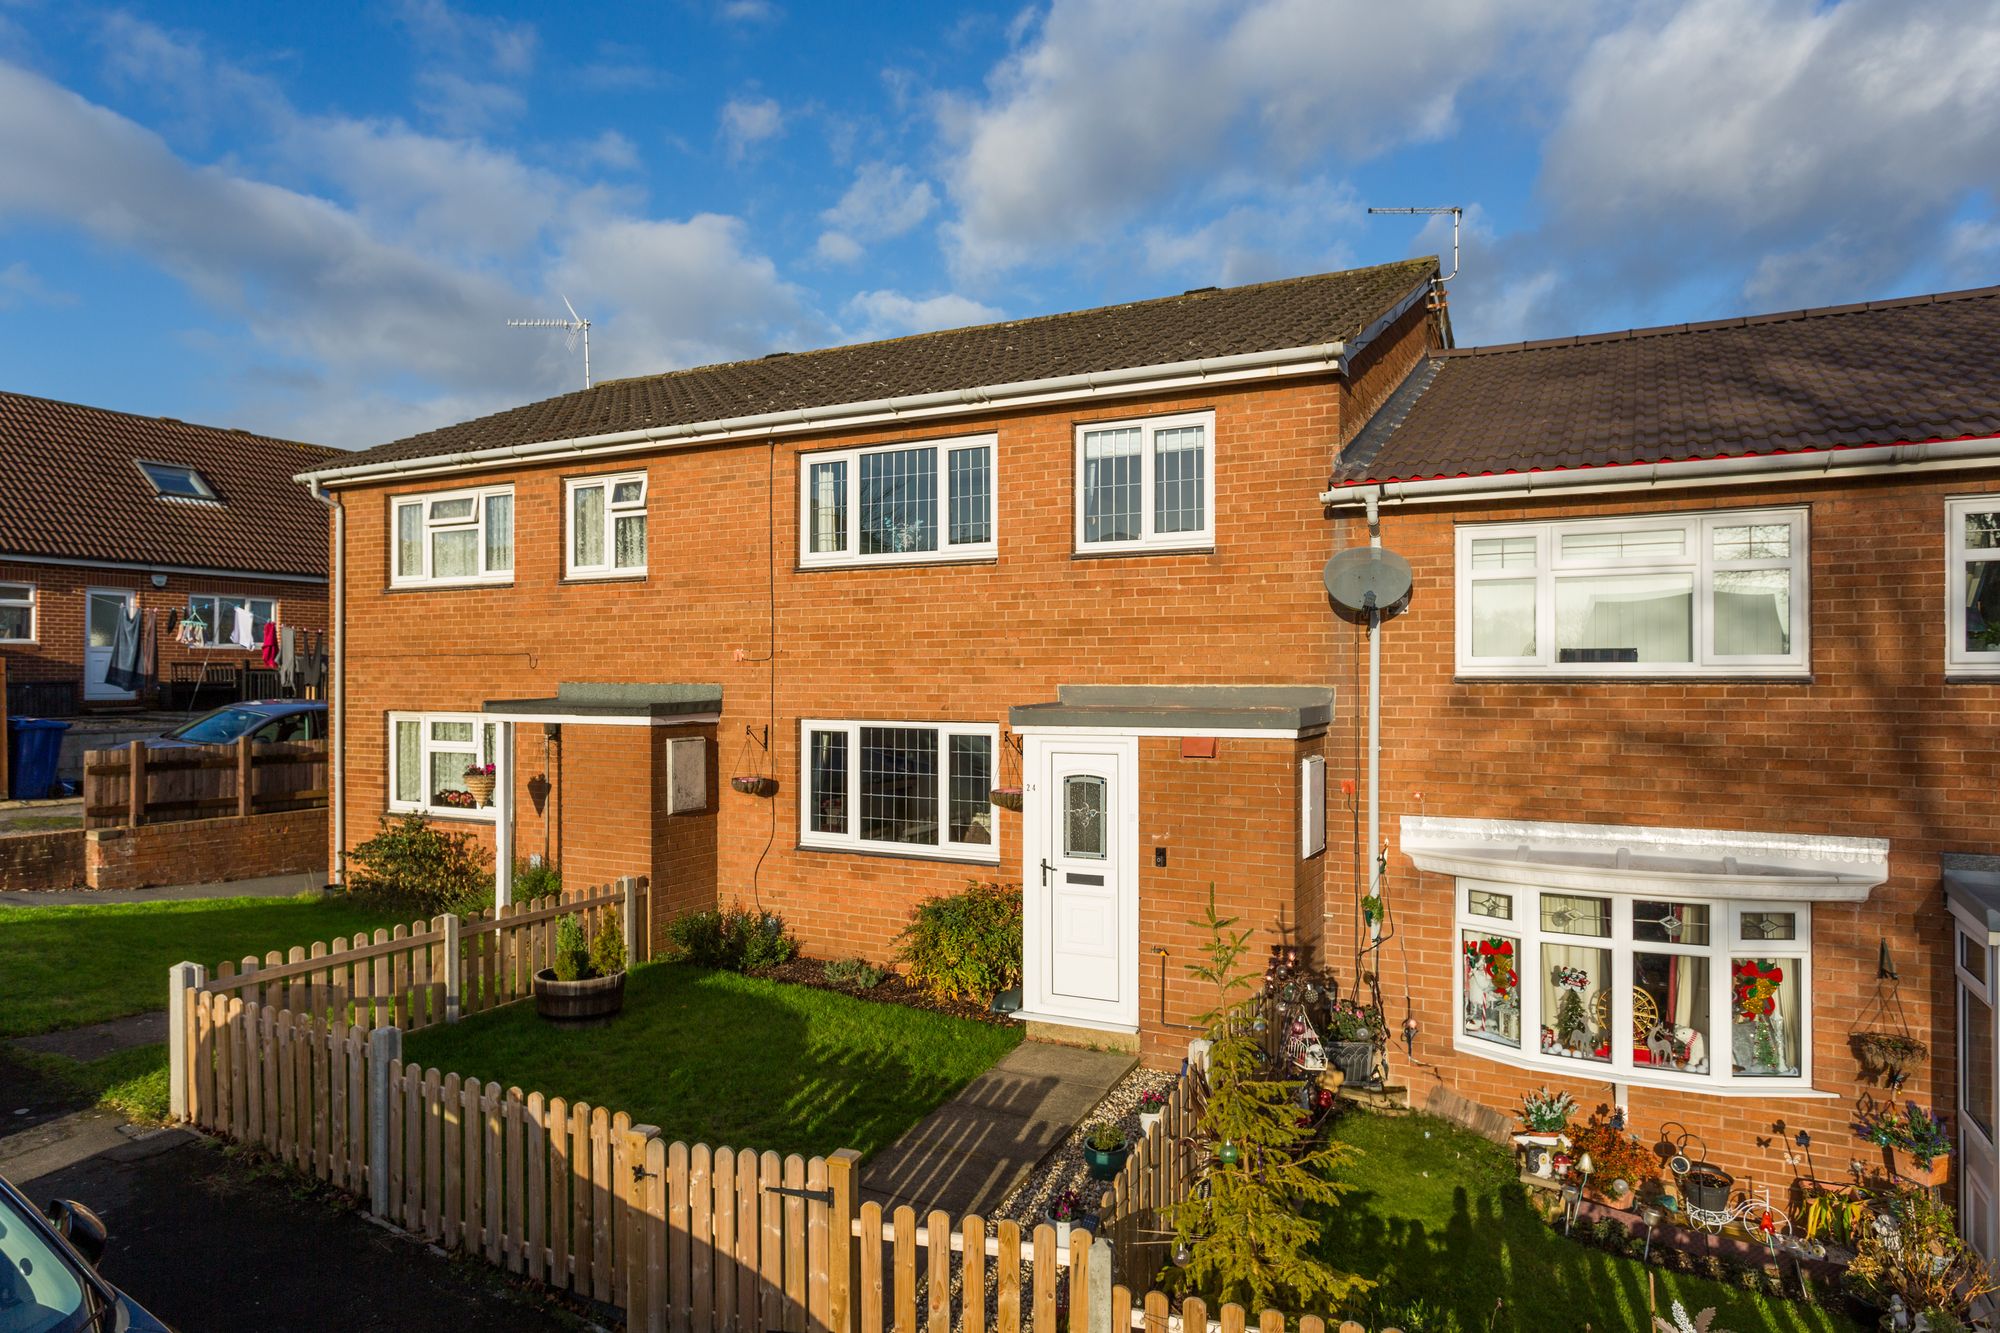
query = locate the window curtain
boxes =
[1556,575,1692,661]
[1714,575,1789,654]
[573,486,605,566]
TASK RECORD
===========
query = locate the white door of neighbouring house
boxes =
[84,588,136,701]
[1021,734,1138,1032]
[1957,919,1999,1269]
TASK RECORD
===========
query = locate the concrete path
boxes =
[862,1041,1134,1218]
[15,1010,167,1061]
[0,868,326,906]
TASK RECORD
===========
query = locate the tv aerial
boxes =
[1366,205,1462,283]
[508,294,594,389]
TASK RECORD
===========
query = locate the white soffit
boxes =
[1401,815,1888,902]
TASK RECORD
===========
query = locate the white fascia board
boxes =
[1321,435,2000,508]
[298,340,1361,489]
[0,552,328,584]
[475,711,722,727]
[1401,814,1888,902]
[1009,724,1323,740]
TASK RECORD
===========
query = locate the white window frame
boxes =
[798,435,998,569]
[1946,496,2000,675]
[1454,506,1809,677]
[185,594,278,650]
[565,472,649,579]
[798,718,1000,863]
[389,485,515,587]
[386,711,504,822]
[1073,409,1216,554]
[0,582,35,643]
[1452,879,1815,1096]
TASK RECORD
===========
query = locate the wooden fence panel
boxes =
[83,739,327,829]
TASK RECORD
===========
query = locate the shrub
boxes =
[823,957,885,990]
[514,859,562,904]
[590,913,626,977]
[663,907,798,972]
[1564,1104,1662,1198]
[344,812,490,915]
[895,880,1022,1003]
[553,915,590,983]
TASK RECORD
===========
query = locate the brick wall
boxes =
[87,807,326,891]
[0,559,328,704]
[1318,468,2000,1189]
[322,302,1438,1051]
[0,827,83,891]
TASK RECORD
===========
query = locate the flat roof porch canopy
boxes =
[481,681,723,726]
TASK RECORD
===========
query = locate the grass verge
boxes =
[13,1042,172,1123]
[1321,1110,1860,1333]
[0,892,414,1038]
[405,962,1022,1158]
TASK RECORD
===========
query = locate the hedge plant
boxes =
[896,880,1022,1003]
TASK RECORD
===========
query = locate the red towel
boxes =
[261,621,279,667]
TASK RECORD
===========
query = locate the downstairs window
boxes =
[387,712,503,820]
[800,720,998,861]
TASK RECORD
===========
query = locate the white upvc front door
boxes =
[84,588,136,701]
[1958,920,1999,1269]
[1021,734,1138,1031]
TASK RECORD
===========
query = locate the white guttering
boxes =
[308,478,344,887]
[0,552,327,584]
[1319,435,2000,508]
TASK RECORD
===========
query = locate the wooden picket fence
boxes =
[193,880,636,1031]
[83,738,326,828]
[1098,1063,1202,1291]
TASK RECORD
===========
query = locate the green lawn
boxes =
[405,963,1022,1159]
[0,893,413,1038]
[1321,1111,1860,1333]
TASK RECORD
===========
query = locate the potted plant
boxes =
[1082,1121,1132,1180]
[1043,1187,1097,1249]
[1563,1104,1660,1206]
[1853,1032,1930,1088]
[988,786,1024,812]
[1361,894,1384,941]
[1842,1186,1996,1329]
[1857,1102,1953,1188]
[1324,999,1383,1089]
[534,913,627,1025]
[1138,1089,1168,1137]
[461,761,497,807]
[1516,1086,1578,1146]
[730,775,777,797]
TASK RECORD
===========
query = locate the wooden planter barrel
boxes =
[534,968,626,1025]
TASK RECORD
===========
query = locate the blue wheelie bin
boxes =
[6,717,70,800]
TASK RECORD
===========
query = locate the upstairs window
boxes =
[0,583,33,642]
[800,435,996,568]
[1075,410,1214,553]
[1455,507,1808,677]
[390,486,514,587]
[567,473,648,578]
[137,460,219,502]
[1948,497,2000,674]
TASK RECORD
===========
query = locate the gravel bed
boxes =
[993,1064,1179,1225]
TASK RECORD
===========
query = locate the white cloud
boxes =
[719,95,784,161]
[392,0,538,133]
[719,0,783,25]
[815,162,937,262]
[1138,176,1363,287]
[581,129,641,173]
[0,260,74,309]
[842,289,1004,340]
[940,0,1593,273]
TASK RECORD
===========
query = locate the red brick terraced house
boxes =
[300,262,2000,1253]
[297,256,1442,1052]
[0,391,336,716]
[1320,283,2000,1266]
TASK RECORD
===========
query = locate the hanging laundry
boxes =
[301,630,326,693]
[104,605,142,690]
[279,625,298,691]
[135,608,158,690]
[229,604,254,649]
[261,621,279,668]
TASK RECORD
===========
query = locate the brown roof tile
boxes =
[325,259,1438,473]
[1334,285,2000,486]
[0,392,338,578]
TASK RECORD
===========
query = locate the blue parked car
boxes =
[151,700,325,749]
[0,1171,173,1331]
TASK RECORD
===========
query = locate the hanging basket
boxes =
[731,775,778,798]
[1852,1031,1929,1083]
[462,772,498,806]
[988,786,1024,812]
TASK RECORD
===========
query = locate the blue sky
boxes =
[1,0,1996,448]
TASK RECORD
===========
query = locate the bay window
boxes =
[1456,507,1807,676]
[1456,881,1811,1091]
[800,435,996,567]
[800,719,998,861]
[567,473,648,577]
[1075,410,1214,553]
[391,486,514,586]
[388,712,503,819]
[1947,496,2000,673]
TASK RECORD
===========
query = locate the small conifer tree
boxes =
[1162,889,1373,1312]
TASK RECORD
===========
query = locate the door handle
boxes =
[1040,858,1054,887]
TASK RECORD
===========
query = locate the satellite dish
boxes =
[1324,546,1412,619]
